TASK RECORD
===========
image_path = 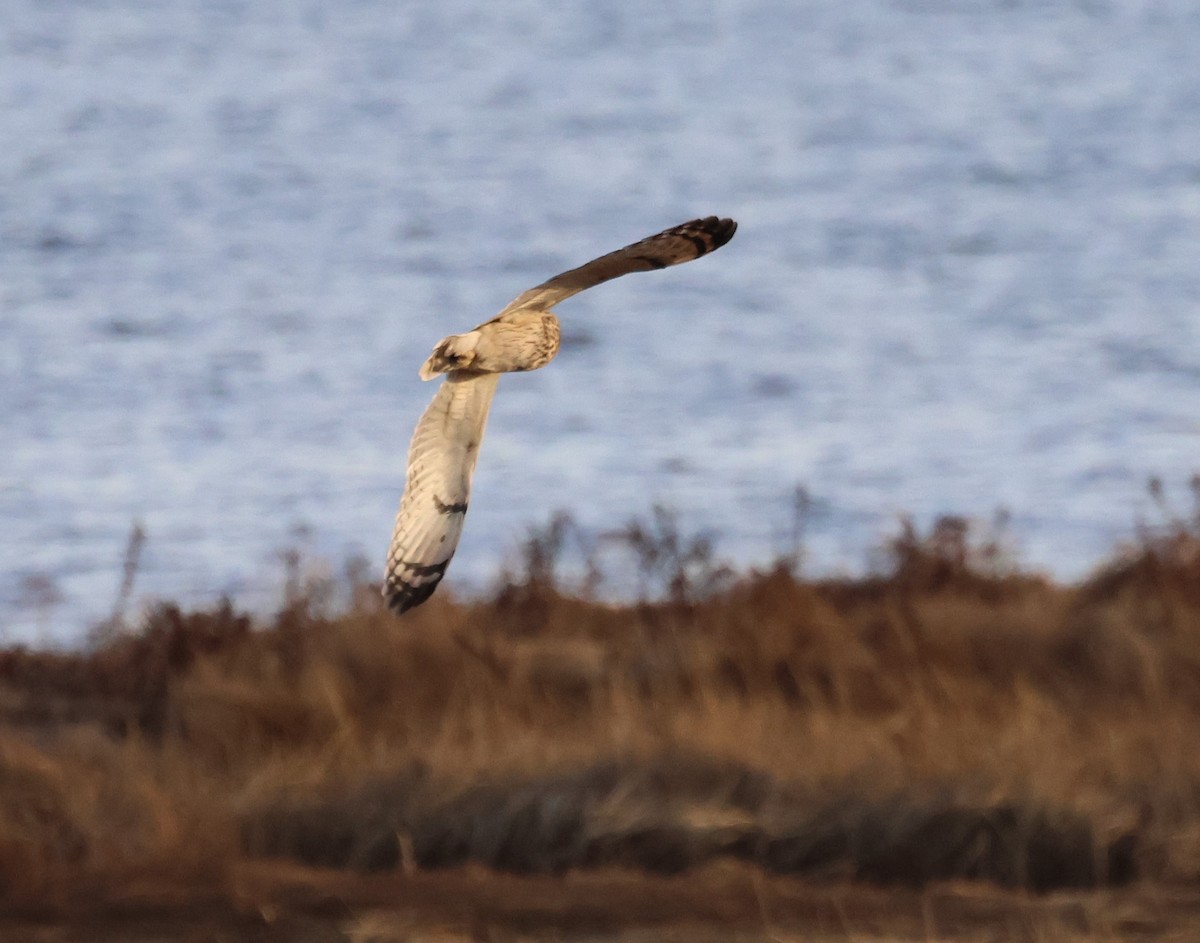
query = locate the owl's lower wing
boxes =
[384,372,501,613]
[491,216,737,318]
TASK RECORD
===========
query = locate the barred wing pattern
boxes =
[493,216,738,317]
[384,373,499,613]
[385,217,737,614]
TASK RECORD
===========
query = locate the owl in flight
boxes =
[384,216,738,614]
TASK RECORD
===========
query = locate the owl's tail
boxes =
[418,331,482,380]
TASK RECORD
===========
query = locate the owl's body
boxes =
[385,216,737,614]
[419,309,562,380]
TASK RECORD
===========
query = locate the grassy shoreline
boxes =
[1,508,1198,939]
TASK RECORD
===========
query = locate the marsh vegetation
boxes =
[2,490,1200,941]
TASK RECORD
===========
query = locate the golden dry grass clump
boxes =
[1,501,1199,936]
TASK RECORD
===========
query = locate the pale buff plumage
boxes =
[418,309,563,380]
[385,216,738,614]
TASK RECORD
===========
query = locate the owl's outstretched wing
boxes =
[492,216,737,318]
[384,373,500,613]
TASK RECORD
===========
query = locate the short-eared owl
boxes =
[385,216,738,613]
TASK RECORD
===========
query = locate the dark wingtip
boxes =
[680,216,738,254]
[709,216,737,250]
[383,559,450,615]
[385,580,439,615]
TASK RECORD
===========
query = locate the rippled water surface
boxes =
[3,0,1200,642]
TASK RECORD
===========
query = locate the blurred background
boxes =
[2,0,1198,644]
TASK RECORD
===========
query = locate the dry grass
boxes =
[1,500,1200,939]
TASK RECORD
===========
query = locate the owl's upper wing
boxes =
[384,372,500,613]
[492,216,737,318]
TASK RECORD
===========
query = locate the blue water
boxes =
[3,0,1199,644]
